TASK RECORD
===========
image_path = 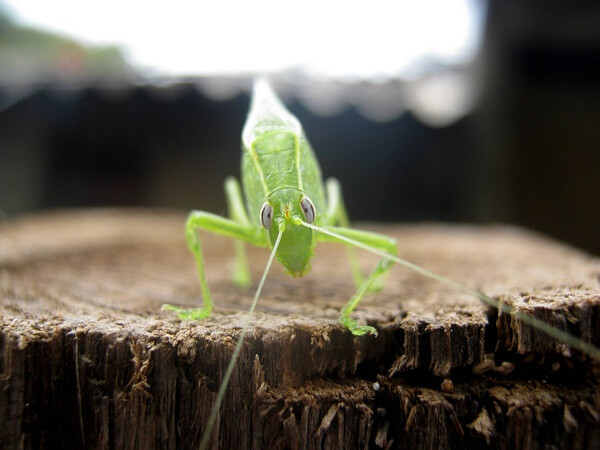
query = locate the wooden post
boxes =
[1,210,598,449]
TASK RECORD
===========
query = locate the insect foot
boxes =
[341,315,378,337]
[161,304,212,320]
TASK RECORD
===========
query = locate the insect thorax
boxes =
[242,130,326,225]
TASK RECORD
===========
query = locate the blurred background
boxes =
[0,0,598,254]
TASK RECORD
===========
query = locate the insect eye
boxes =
[260,202,273,229]
[300,196,316,224]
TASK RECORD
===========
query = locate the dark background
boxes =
[1,1,599,255]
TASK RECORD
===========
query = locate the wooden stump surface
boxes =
[1,209,599,449]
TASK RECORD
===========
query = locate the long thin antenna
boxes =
[301,221,600,361]
[199,230,283,450]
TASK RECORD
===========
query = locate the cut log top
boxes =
[1,209,598,378]
[2,209,600,449]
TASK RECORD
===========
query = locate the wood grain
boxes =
[1,209,599,449]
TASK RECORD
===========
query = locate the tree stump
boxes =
[1,209,599,449]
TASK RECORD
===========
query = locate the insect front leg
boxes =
[325,178,382,291]
[317,226,397,336]
[162,210,268,320]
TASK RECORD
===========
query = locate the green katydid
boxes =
[164,77,397,336]
[163,78,599,448]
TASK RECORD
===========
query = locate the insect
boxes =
[163,79,599,448]
[163,78,397,337]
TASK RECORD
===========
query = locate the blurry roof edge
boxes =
[0,8,480,126]
[1,66,480,127]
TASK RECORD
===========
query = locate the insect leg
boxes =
[162,211,268,320]
[324,178,367,288]
[225,177,252,288]
[317,226,397,336]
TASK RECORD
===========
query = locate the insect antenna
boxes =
[199,229,284,450]
[300,221,600,361]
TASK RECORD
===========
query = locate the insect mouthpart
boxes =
[281,203,303,226]
[283,205,291,219]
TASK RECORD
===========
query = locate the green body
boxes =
[241,80,326,276]
[164,78,397,336]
